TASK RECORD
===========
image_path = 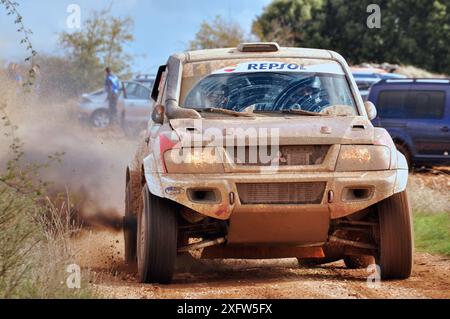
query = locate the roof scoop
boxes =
[237,42,280,53]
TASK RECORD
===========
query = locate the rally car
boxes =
[123,43,413,284]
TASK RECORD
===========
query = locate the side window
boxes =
[406,90,445,119]
[157,71,168,104]
[378,90,407,118]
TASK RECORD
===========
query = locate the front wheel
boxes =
[376,191,413,280]
[137,185,178,284]
[90,109,111,128]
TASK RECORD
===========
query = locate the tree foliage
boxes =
[59,8,134,92]
[189,15,249,50]
[253,0,450,74]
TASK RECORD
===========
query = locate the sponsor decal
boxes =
[213,61,344,75]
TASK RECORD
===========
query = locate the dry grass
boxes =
[408,174,450,214]
[395,65,447,78]
[408,173,450,256]
[0,188,96,298]
[0,75,96,297]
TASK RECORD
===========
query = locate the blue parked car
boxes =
[368,78,450,169]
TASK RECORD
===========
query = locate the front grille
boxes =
[237,182,326,205]
[227,145,330,166]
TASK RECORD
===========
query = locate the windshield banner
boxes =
[213,61,345,75]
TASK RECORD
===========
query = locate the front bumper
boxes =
[151,169,406,245]
[159,169,402,220]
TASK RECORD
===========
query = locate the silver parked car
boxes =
[78,80,155,131]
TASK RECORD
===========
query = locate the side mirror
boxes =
[151,104,165,124]
[364,101,377,121]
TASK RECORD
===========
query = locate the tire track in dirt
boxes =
[73,231,450,299]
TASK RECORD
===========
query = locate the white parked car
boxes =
[78,80,155,133]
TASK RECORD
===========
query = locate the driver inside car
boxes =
[292,83,328,112]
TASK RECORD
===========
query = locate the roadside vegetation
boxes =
[414,213,450,256]
[0,1,95,298]
[0,82,95,298]
[408,175,450,256]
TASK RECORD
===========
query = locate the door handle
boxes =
[441,126,450,132]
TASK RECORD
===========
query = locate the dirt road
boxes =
[70,166,449,299]
[74,231,450,299]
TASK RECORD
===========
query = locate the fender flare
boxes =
[143,154,164,198]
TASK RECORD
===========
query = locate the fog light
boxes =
[165,186,184,196]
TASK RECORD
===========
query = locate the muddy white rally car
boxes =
[123,43,413,284]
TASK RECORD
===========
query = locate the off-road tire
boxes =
[124,181,137,263]
[90,109,111,128]
[376,191,413,280]
[137,185,178,284]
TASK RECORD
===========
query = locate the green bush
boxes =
[413,211,450,256]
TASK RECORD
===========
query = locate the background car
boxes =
[351,67,406,100]
[78,79,155,133]
[368,78,450,168]
[133,74,155,89]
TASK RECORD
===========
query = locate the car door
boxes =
[123,82,154,124]
[405,86,450,157]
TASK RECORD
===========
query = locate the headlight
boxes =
[164,147,225,173]
[336,145,391,171]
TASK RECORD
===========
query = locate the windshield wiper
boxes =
[254,109,324,116]
[282,109,325,116]
[192,107,255,118]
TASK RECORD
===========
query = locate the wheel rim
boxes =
[93,112,110,128]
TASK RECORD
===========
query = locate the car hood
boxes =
[169,116,375,147]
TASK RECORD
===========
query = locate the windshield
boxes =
[181,59,358,116]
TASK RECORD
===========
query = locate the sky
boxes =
[0,0,272,73]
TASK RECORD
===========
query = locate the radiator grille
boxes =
[237,182,326,205]
[228,145,330,166]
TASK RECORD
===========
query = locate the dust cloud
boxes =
[0,76,139,231]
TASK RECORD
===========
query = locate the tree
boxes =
[189,15,249,50]
[252,0,325,47]
[252,0,450,74]
[59,8,134,92]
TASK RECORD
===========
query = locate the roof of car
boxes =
[174,43,343,64]
[373,78,450,86]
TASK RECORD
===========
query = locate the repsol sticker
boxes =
[247,62,305,71]
[213,61,344,75]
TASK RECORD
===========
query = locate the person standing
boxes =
[7,63,22,83]
[7,63,24,95]
[104,67,120,123]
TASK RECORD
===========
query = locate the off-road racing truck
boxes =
[124,43,413,284]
